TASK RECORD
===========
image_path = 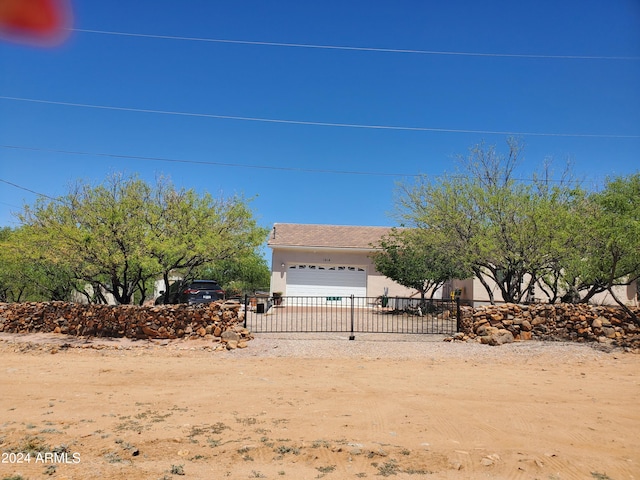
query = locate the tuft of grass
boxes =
[190,422,229,439]
[134,410,172,423]
[151,412,172,423]
[375,460,400,477]
[104,451,124,463]
[115,438,139,456]
[259,437,275,448]
[236,416,258,426]
[6,435,50,454]
[591,474,614,480]
[210,422,229,434]
[405,468,433,475]
[274,445,301,456]
[44,465,57,476]
[114,419,145,433]
[316,465,336,474]
[207,438,221,448]
[170,464,185,476]
[52,444,69,454]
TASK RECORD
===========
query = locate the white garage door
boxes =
[286,264,366,298]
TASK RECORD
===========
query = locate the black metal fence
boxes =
[244,295,460,338]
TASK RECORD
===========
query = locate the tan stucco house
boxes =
[268,223,639,307]
[268,223,418,299]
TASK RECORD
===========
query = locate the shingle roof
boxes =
[267,223,394,249]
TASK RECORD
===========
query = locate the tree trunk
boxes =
[162,272,171,304]
[607,286,639,325]
[577,281,605,304]
[473,266,495,304]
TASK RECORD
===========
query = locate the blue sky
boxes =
[1,0,639,236]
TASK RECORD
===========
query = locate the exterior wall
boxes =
[153,276,182,300]
[271,243,639,307]
[71,285,117,305]
[456,276,638,307]
[451,278,475,302]
[270,247,415,298]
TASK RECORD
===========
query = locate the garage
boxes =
[286,264,366,298]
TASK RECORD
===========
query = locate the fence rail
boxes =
[244,295,460,338]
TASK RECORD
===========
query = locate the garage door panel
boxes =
[286,264,366,298]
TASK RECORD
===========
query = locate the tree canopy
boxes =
[371,228,471,303]
[561,174,640,317]
[7,173,269,304]
[396,139,639,314]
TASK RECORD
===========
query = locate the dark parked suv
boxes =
[155,280,225,305]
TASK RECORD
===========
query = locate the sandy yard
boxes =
[0,332,638,480]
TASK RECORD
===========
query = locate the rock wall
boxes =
[457,303,640,350]
[3,301,639,352]
[0,301,252,348]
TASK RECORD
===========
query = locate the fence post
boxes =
[456,296,461,333]
[243,294,248,329]
[349,294,355,340]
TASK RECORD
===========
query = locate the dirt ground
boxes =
[0,333,638,480]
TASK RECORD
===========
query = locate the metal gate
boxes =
[244,295,460,339]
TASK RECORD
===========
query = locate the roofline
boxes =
[268,244,381,252]
[271,222,394,228]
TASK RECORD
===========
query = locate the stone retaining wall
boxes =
[0,301,252,349]
[457,303,640,350]
[2,301,639,352]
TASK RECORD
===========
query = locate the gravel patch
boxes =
[230,332,617,361]
[0,331,619,361]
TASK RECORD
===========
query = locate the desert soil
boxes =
[0,332,638,480]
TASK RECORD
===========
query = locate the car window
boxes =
[190,281,221,290]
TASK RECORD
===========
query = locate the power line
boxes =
[2,96,639,139]
[0,144,608,185]
[0,177,63,202]
[69,28,640,61]
[0,201,22,209]
[0,145,413,177]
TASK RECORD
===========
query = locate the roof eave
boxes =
[268,244,380,253]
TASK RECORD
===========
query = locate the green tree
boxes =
[20,174,156,304]
[397,139,582,304]
[195,251,270,297]
[17,173,268,305]
[145,177,269,303]
[371,228,470,305]
[563,174,640,319]
[522,169,587,303]
[0,227,29,301]
[0,226,79,302]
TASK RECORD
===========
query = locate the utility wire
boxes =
[0,145,413,177]
[0,144,606,185]
[0,201,22,209]
[0,177,63,202]
[2,96,639,139]
[69,28,640,61]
